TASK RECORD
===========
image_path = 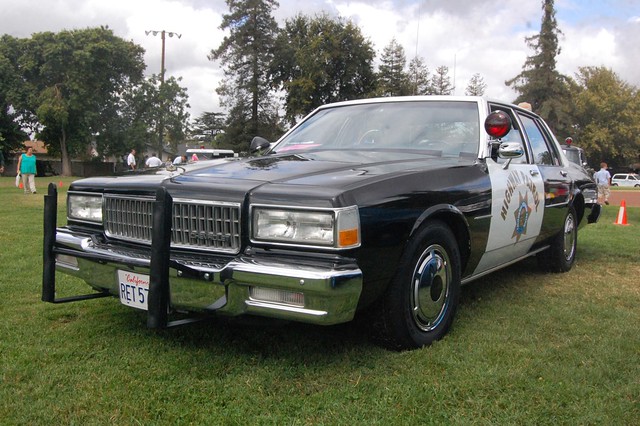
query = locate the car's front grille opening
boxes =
[104,195,241,254]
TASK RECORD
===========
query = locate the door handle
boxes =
[560,170,568,177]
[530,170,539,176]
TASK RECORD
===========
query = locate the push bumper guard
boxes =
[42,184,363,328]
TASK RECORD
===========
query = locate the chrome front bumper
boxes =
[53,228,363,325]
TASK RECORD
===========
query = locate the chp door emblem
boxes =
[512,192,533,242]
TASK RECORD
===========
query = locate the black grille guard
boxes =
[42,183,208,328]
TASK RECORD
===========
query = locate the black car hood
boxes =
[175,150,470,189]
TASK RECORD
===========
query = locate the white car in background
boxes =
[611,173,640,187]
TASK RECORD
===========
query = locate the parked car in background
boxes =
[186,148,238,161]
[43,96,600,350]
[611,173,640,187]
[561,138,593,175]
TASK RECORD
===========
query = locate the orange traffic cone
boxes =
[614,200,629,225]
[19,182,23,189]
[58,181,63,187]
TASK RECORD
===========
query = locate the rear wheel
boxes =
[538,207,577,273]
[376,221,461,350]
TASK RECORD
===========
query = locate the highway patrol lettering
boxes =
[500,169,541,221]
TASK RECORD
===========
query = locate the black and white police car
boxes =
[43,96,600,350]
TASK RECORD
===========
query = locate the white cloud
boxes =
[1,0,638,119]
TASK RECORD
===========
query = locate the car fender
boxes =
[409,203,471,269]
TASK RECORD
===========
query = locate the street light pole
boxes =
[453,53,457,95]
[145,30,182,159]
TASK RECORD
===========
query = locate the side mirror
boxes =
[497,141,524,170]
[250,136,271,153]
[498,142,524,159]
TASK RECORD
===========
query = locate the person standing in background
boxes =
[145,153,163,168]
[127,149,137,170]
[16,146,37,194]
[0,148,5,174]
[593,162,611,205]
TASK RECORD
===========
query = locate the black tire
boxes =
[376,221,461,350]
[537,207,578,273]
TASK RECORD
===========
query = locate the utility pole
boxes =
[145,30,182,159]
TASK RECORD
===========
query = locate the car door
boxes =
[473,106,545,275]
[517,112,572,240]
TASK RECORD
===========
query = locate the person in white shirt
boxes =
[127,149,136,170]
[593,162,611,205]
[145,153,163,168]
[173,155,187,165]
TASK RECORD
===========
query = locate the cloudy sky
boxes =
[1,0,639,120]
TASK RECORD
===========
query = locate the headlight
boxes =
[252,206,360,249]
[67,193,103,223]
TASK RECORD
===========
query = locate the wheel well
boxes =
[422,211,471,274]
[572,193,586,226]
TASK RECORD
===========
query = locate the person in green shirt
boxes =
[16,147,37,194]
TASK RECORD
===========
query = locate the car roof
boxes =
[313,95,537,116]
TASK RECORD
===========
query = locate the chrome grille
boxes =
[104,195,241,254]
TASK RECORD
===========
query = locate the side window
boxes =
[518,114,559,166]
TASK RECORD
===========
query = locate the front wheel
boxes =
[376,221,461,350]
[537,207,578,273]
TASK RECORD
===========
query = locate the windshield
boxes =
[273,101,480,158]
[563,149,583,165]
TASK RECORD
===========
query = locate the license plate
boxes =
[118,270,150,310]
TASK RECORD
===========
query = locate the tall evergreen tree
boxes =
[209,0,282,146]
[505,0,572,134]
[190,112,226,145]
[465,73,487,96]
[376,38,410,96]
[407,56,431,95]
[431,66,453,95]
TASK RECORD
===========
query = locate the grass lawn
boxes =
[1,176,639,424]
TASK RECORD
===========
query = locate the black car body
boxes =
[43,96,600,349]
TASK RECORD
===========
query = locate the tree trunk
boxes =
[59,129,72,177]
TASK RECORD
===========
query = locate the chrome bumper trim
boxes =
[53,228,363,325]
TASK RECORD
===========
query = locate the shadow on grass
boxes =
[88,259,545,361]
[102,301,381,363]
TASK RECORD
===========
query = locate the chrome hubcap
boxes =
[411,244,451,331]
[563,213,576,261]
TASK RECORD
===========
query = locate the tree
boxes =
[572,66,640,168]
[376,38,410,96]
[505,0,572,134]
[95,74,190,159]
[465,73,487,96]
[272,13,376,124]
[407,56,431,95]
[4,27,146,175]
[431,66,453,95]
[190,112,226,145]
[0,36,29,155]
[209,0,282,148]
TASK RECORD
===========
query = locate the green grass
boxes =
[1,176,639,425]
